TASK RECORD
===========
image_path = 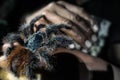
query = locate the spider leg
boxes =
[30,15,45,27]
[46,24,71,37]
[51,35,74,48]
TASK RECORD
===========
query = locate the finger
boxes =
[33,16,51,32]
[46,2,93,38]
[42,11,66,24]
[41,10,79,31]
[57,1,96,27]
[25,6,49,25]
[34,16,51,27]
[61,28,91,48]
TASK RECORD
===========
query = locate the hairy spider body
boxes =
[5,45,47,80]
[0,30,54,79]
[7,46,34,78]
[26,31,45,52]
[0,45,53,80]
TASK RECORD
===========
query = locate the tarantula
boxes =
[0,15,81,80]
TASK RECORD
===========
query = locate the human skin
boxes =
[25,1,98,49]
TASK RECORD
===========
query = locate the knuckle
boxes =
[41,10,49,15]
[62,19,72,25]
[71,15,80,21]
[77,32,86,41]
[78,7,85,13]
[87,28,93,34]
[81,34,86,41]
[47,2,57,8]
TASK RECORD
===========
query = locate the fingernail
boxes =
[74,42,81,49]
[91,35,97,42]
[92,24,99,33]
[85,40,92,48]
[68,44,75,49]
[81,48,88,53]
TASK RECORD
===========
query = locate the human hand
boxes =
[25,1,98,50]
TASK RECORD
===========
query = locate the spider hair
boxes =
[2,33,24,46]
[3,45,54,79]
[19,15,46,40]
